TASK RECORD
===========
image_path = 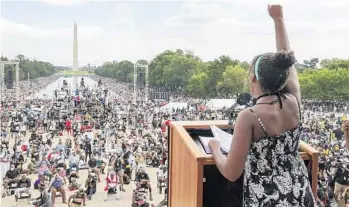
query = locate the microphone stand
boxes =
[227,103,238,134]
[227,93,253,134]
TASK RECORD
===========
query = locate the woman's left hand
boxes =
[208,139,221,151]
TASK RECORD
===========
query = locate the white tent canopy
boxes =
[206,99,236,110]
[160,102,188,112]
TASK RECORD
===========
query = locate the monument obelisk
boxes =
[73,22,78,71]
[72,23,78,92]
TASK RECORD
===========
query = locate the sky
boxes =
[0,0,349,67]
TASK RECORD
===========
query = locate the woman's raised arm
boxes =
[269,5,301,102]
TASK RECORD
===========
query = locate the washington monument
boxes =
[73,22,78,71]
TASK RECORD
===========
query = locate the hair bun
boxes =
[273,51,296,70]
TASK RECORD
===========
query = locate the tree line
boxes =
[1,54,55,81]
[94,49,349,101]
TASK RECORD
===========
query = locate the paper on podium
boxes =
[198,125,232,154]
[210,125,232,153]
[198,136,215,154]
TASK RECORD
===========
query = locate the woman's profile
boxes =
[208,4,315,207]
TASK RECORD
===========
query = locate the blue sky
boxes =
[1,0,349,67]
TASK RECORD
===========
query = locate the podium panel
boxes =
[203,165,243,207]
[168,124,203,207]
[168,121,319,207]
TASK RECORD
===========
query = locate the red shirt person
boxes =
[65,119,72,135]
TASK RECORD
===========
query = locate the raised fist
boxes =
[268,4,283,20]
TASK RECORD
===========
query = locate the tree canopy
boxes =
[1,54,55,81]
[95,49,349,101]
[94,60,134,83]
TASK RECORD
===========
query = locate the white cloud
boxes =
[318,0,349,8]
[112,3,136,28]
[0,18,102,40]
[1,0,349,66]
[37,0,87,6]
[162,0,349,62]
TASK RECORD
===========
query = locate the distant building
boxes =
[80,64,96,72]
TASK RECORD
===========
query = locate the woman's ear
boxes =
[249,73,257,83]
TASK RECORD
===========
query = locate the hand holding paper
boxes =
[199,125,233,154]
[210,125,233,153]
[208,139,221,152]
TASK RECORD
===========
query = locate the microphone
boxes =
[227,93,253,134]
[237,93,253,106]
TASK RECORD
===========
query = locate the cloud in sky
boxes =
[37,0,86,6]
[0,18,102,40]
[1,0,349,66]
[161,0,349,62]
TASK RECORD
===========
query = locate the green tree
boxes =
[148,50,178,86]
[148,49,201,89]
[1,54,55,81]
[205,56,240,95]
[115,60,134,82]
[216,65,248,96]
[320,58,349,70]
[303,58,319,69]
[299,68,349,100]
[186,72,209,98]
[95,61,118,78]
[239,61,250,70]
[92,49,349,101]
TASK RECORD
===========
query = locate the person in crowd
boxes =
[112,153,126,192]
[104,170,119,201]
[13,152,29,175]
[14,174,31,204]
[32,183,51,207]
[84,174,97,200]
[208,5,315,206]
[68,187,86,207]
[132,185,150,207]
[34,172,45,189]
[87,156,101,182]
[69,151,80,173]
[333,159,349,207]
[68,169,80,190]
[333,124,345,141]
[135,167,153,201]
[66,118,72,136]
[56,139,66,154]
[157,166,167,194]
[96,155,106,174]
[50,172,67,204]
[343,120,349,149]
[84,140,92,162]
[2,163,21,197]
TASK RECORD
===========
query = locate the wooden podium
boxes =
[168,121,319,207]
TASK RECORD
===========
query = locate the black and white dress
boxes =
[243,109,315,207]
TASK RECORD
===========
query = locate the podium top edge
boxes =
[170,120,229,128]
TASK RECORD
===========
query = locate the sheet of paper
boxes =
[210,125,232,153]
[199,136,215,147]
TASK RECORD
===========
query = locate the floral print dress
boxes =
[243,109,315,207]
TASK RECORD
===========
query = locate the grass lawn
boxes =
[58,70,93,76]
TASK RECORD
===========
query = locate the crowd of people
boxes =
[0,72,348,207]
[1,75,59,103]
[1,76,174,207]
[301,105,349,207]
